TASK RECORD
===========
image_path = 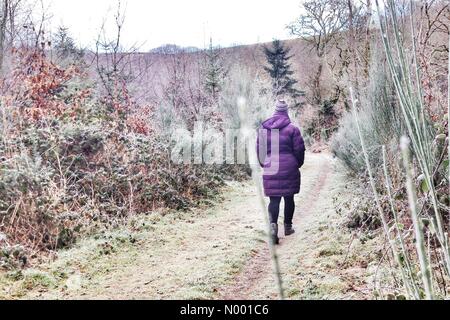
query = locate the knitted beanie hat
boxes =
[275,100,289,112]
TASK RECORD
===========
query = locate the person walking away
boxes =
[257,100,306,244]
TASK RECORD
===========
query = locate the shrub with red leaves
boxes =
[1,50,91,122]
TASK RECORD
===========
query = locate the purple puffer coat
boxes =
[257,111,306,197]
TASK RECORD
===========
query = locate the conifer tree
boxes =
[263,39,303,101]
[204,39,225,101]
[54,26,83,60]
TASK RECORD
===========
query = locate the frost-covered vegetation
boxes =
[0,2,275,267]
[0,0,449,301]
[331,1,449,299]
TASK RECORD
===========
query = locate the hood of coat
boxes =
[262,113,291,130]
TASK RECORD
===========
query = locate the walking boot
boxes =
[284,224,295,236]
[270,223,279,245]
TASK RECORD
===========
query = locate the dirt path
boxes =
[0,152,376,300]
[219,157,332,299]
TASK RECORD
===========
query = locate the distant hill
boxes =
[120,38,328,106]
[150,44,201,54]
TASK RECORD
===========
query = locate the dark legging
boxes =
[268,196,295,225]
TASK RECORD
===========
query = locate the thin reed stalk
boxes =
[382,146,420,299]
[349,88,388,235]
[350,87,414,298]
[400,137,434,300]
[375,0,450,276]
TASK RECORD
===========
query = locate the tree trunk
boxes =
[312,63,323,105]
[363,0,372,79]
[347,0,360,94]
[0,0,8,75]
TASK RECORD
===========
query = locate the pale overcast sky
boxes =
[39,0,304,51]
